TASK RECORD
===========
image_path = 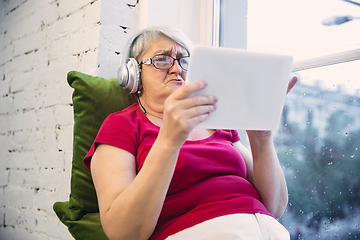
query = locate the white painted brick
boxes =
[34,210,57,235]
[100,0,138,26]
[4,185,34,208]
[5,207,39,234]
[5,0,26,14]
[1,11,15,36]
[0,168,9,187]
[6,54,37,82]
[77,48,99,75]
[0,226,41,240]
[33,128,45,152]
[41,86,63,108]
[34,188,60,213]
[0,94,12,114]
[0,187,4,206]
[53,163,71,193]
[58,0,96,18]
[23,169,40,189]
[38,57,79,88]
[46,215,74,240]
[0,115,8,134]
[39,2,59,26]
[54,104,74,126]
[13,129,38,151]
[19,208,36,231]
[0,0,42,38]
[0,207,4,226]
[47,36,72,61]
[39,129,57,155]
[0,227,16,240]
[8,169,24,186]
[56,125,73,152]
[0,46,13,66]
[0,74,10,98]
[35,149,64,171]
[38,83,73,108]
[31,47,51,70]
[63,150,73,170]
[7,150,37,169]
[46,11,84,43]
[39,60,79,93]
[13,90,41,111]
[38,168,62,191]
[36,107,55,129]
[56,178,71,200]
[10,71,38,95]
[0,1,3,23]
[12,32,44,57]
[0,80,10,98]
[15,12,42,39]
[15,0,45,22]
[4,206,20,226]
[83,0,101,26]
[56,83,74,105]
[2,16,37,47]
[8,111,37,132]
[97,0,140,79]
[8,168,39,189]
[0,134,11,157]
[8,111,37,131]
[67,27,100,55]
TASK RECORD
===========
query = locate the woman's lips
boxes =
[170,79,184,83]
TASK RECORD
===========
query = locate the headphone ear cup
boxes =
[118,58,140,93]
[126,58,140,93]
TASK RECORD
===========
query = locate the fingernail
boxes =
[200,80,207,88]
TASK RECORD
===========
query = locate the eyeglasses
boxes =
[140,54,190,71]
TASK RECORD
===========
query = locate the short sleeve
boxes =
[83,112,138,170]
[231,129,241,143]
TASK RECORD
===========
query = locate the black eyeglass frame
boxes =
[139,54,190,71]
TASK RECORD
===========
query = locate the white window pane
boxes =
[277,61,360,239]
[248,0,360,61]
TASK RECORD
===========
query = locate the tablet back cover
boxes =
[186,45,293,130]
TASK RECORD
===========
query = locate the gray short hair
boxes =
[129,26,193,61]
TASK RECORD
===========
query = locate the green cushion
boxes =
[53,71,137,239]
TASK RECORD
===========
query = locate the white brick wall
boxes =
[97,0,140,79]
[0,0,114,238]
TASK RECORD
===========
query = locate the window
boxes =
[138,1,360,237]
[139,0,213,46]
[246,0,360,239]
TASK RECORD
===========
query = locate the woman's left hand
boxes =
[286,76,298,94]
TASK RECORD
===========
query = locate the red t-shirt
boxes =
[84,103,273,240]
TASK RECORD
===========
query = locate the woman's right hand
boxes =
[159,80,217,147]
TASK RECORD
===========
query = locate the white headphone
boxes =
[117,34,142,94]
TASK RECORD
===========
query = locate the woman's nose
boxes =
[169,59,182,74]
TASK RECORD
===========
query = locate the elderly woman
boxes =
[84,26,297,240]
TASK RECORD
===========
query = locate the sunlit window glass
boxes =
[244,0,360,239]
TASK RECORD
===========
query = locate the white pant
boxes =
[165,213,290,240]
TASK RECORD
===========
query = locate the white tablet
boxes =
[186,45,293,130]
